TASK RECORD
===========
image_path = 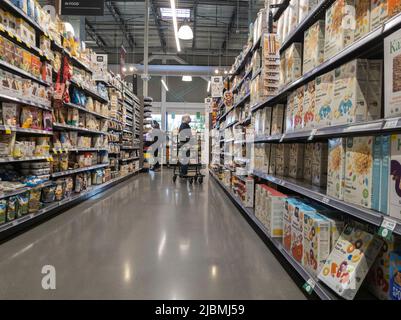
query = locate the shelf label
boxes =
[384,119,399,129]
[4,126,11,134]
[378,217,397,240]
[322,197,330,205]
[279,134,286,143]
[308,129,318,141]
[303,279,316,295]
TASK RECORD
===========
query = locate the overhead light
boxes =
[224,70,228,75]
[170,0,181,52]
[129,66,135,72]
[178,20,193,40]
[161,79,169,91]
[214,69,219,74]
[207,81,211,92]
[182,75,192,82]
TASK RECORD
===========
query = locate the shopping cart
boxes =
[172,133,205,184]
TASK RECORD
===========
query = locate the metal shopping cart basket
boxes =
[172,133,205,184]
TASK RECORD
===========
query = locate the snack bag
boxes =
[0,200,6,224]
[17,192,29,216]
[390,251,401,300]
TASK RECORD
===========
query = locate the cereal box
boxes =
[280,52,287,86]
[327,138,347,200]
[276,143,290,176]
[283,198,302,251]
[384,29,401,118]
[332,59,368,126]
[318,225,383,300]
[390,251,401,300]
[285,91,296,132]
[324,0,356,61]
[282,8,290,43]
[303,211,331,275]
[262,185,288,237]
[298,0,318,22]
[271,104,284,135]
[304,143,314,183]
[312,142,328,187]
[288,0,299,35]
[289,143,304,179]
[368,237,401,300]
[388,134,401,220]
[315,71,334,128]
[355,0,371,41]
[381,135,390,215]
[303,20,325,74]
[367,59,383,121]
[372,136,383,212]
[294,86,304,131]
[324,214,346,250]
[303,80,316,129]
[285,43,302,84]
[269,144,277,175]
[371,0,401,30]
[344,136,379,209]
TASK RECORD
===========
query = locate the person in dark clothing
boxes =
[178,114,192,177]
[150,120,161,171]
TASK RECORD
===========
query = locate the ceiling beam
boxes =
[149,0,167,52]
[192,0,200,49]
[221,5,238,51]
[85,19,108,48]
[105,1,136,48]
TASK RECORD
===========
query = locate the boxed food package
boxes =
[323,214,346,250]
[315,71,334,128]
[367,60,383,121]
[303,143,314,182]
[303,20,325,74]
[371,0,401,30]
[303,211,331,275]
[298,0,318,22]
[280,52,287,86]
[332,59,368,126]
[289,143,304,179]
[318,225,383,300]
[344,136,379,209]
[368,237,400,300]
[269,144,277,174]
[355,0,371,41]
[285,91,296,132]
[388,134,401,220]
[312,142,328,187]
[288,0,299,34]
[283,198,301,251]
[324,0,356,61]
[282,8,290,42]
[385,29,401,118]
[285,43,302,84]
[271,104,284,135]
[294,86,304,131]
[276,143,290,176]
[327,138,347,200]
[260,185,288,237]
[244,177,254,208]
[303,80,316,129]
[390,251,401,300]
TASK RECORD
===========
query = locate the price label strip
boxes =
[308,129,318,141]
[384,119,399,129]
[279,134,286,143]
[303,278,316,295]
[378,217,397,240]
[4,126,12,134]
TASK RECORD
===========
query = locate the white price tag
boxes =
[308,129,318,141]
[322,197,330,204]
[382,217,397,232]
[279,134,286,143]
[384,119,399,129]
[303,278,316,294]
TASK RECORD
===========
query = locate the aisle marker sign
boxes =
[303,278,316,295]
[378,217,397,240]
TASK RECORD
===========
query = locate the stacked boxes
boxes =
[327,138,347,200]
[262,34,281,98]
[254,144,271,172]
[303,80,316,130]
[355,0,371,41]
[312,142,328,187]
[303,20,325,74]
[315,71,335,128]
[289,143,305,179]
[284,43,303,84]
[276,143,290,176]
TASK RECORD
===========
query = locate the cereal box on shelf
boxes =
[285,91,296,132]
[271,104,284,135]
[384,28,401,118]
[288,0,299,35]
[372,136,383,212]
[269,144,277,175]
[303,20,325,74]
[289,143,304,179]
[372,0,401,30]
[324,0,356,61]
[276,143,290,176]
[344,136,378,209]
[312,142,328,187]
[315,71,334,128]
[318,225,383,300]
[303,80,316,129]
[294,86,304,131]
[327,138,347,200]
[283,198,301,251]
[355,0,371,41]
[303,211,331,275]
[367,59,383,121]
[304,143,314,183]
[298,0,318,22]
[390,251,401,300]
[381,135,390,215]
[388,134,401,220]
[261,185,288,237]
[332,59,368,126]
[285,43,302,84]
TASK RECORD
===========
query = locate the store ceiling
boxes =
[81,0,265,66]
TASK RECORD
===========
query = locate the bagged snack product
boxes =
[20,106,33,128]
[41,184,56,203]
[16,192,29,216]
[390,251,401,300]
[28,187,42,213]
[7,196,18,220]
[318,225,383,300]
[2,102,18,126]
[0,200,6,224]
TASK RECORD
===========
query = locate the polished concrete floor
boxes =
[0,170,305,299]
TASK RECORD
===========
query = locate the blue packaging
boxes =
[381,135,390,215]
[390,251,401,300]
[372,136,382,212]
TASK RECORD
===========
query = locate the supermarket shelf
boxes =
[69,79,109,104]
[251,68,262,81]
[0,93,52,111]
[0,125,53,136]
[53,123,107,135]
[119,157,139,162]
[0,187,30,200]
[237,116,252,126]
[0,156,48,164]
[272,0,290,21]
[226,120,239,129]
[219,93,251,121]
[63,103,109,120]
[52,42,93,74]
[251,169,401,235]
[51,163,110,178]
[0,171,140,241]
[232,69,252,93]
[0,59,51,87]
[51,148,108,153]
[121,146,139,150]
[209,169,337,300]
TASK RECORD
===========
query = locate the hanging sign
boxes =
[211,76,224,98]
[205,97,212,113]
[61,0,104,16]
[120,46,127,77]
[93,54,108,82]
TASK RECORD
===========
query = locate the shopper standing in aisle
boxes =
[150,120,161,171]
[179,115,192,177]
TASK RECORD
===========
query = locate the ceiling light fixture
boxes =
[178,20,193,40]
[161,79,169,91]
[182,75,192,82]
[214,69,219,74]
[129,66,135,72]
[170,0,181,52]
[224,70,228,75]
[207,81,211,92]
[122,67,127,73]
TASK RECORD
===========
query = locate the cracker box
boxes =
[324,0,356,61]
[318,225,383,300]
[344,136,378,209]
[384,28,401,118]
[284,198,302,251]
[285,43,302,84]
[294,86,304,131]
[303,211,331,275]
[312,142,328,187]
[269,144,277,175]
[390,251,401,300]
[368,237,401,300]
[303,80,316,129]
[332,59,368,126]
[315,71,334,128]
[327,138,347,200]
[303,143,314,182]
[276,143,290,176]
[271,104,284,135]
[367,59,383,121]
[388,134,401,220]
[303,20,325,74]
[355,0,371,41]
[289,143,305,179]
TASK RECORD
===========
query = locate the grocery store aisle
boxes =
[0,170,305,300]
